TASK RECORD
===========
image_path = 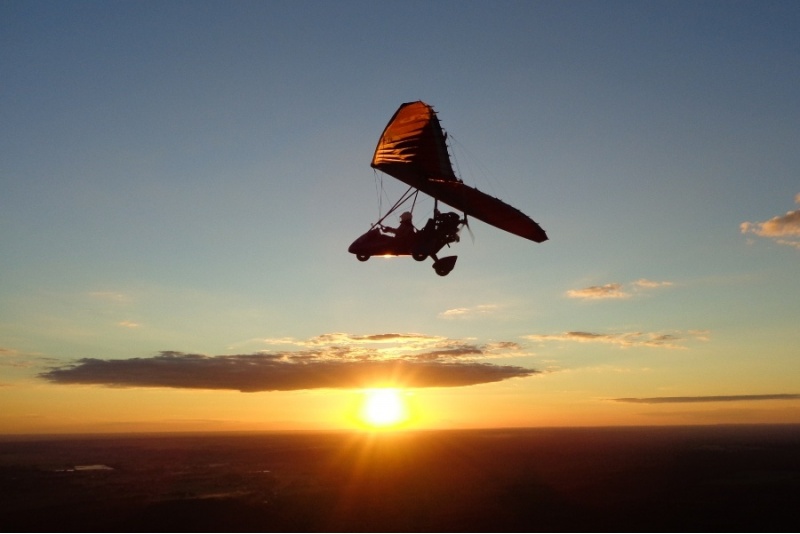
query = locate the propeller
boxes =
[459,214,475,243]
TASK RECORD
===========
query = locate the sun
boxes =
[359,388,410,429]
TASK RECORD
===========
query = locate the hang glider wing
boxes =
[371,101,548,243]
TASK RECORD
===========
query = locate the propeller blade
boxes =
[459,215,475,243]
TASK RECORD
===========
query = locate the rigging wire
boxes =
[377,186,416,225]
[448,133,505,200]
[372,169,383,221]
[370,171,421,228]
[445,130,463,183]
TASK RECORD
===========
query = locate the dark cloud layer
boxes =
[40,350,537,392]
[613,394,800,404]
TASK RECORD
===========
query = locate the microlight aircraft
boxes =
[348,101,547,276]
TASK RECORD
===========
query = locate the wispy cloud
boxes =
[632,279,673,289]
[566,283,629,300]
[524,329,707,349]
[612,394,800,404]
[304,332,444,346]
[741,193,800,249]
[1,347,56,370]
[39,333,539,392]
[0,348,28,369]
[566,280,672,300]
[439,304,499,319]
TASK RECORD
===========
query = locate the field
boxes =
[3,425,800,532]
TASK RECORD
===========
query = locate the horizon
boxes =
[2,420,799,442]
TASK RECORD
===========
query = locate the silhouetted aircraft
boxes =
[348,101,547,276]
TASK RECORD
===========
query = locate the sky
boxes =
[2,0,799,435]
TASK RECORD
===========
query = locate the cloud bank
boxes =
[612,394,800,404]
[39,334,538,392]
[741,193,800,249]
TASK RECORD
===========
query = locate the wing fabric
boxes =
[371,101,459,186]
[426,180,548,243]
[371,101,548,244]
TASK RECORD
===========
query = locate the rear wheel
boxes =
[412,252,427,261]
[432,255,457,276]
[356,254,370,262]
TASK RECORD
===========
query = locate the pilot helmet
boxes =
[400,211,412,222]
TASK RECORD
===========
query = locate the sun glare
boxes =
[359,388,409,429]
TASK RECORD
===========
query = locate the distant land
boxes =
[2,425,800,532]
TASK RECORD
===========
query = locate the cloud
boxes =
[304,332,443,346]
[632,279,673,289]
[484,341,523,352]
[740,194,800,249]
[566,283,629,300]
[39,333,539,392]
[612,394,800,404]
[524,330,707,349]
[566,280,673,300]
[439,304,499,318]
[256,333,486,360]
[0,348,28,369]
[260,333,445,349]
[1,347,57,369]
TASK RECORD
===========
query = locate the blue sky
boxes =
[1,0,799,433]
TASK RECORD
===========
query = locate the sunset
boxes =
[2,0,799,531]
[358,389,411,429]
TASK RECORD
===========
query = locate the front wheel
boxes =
[356,254,370,262]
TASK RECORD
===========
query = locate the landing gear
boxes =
[432,255,457,276]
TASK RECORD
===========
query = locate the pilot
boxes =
[384,211,416,248]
